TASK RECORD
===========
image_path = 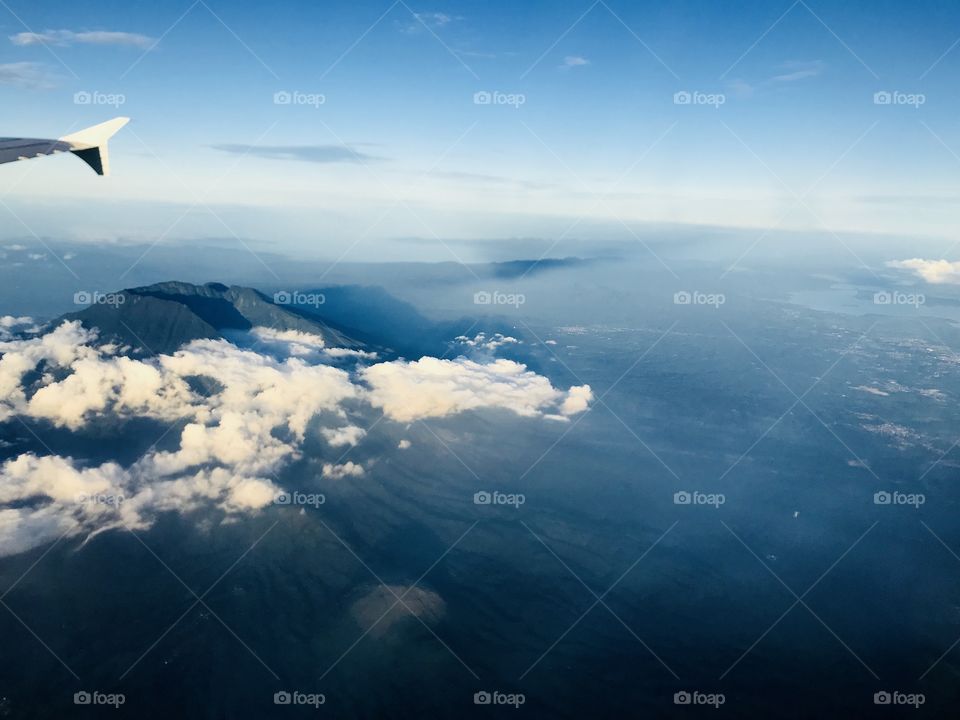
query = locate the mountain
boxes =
[60,281,361,355]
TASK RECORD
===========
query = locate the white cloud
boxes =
[10,30,154,48]
[0,323,592,556]
[361,356,592,422]
[248,327,378,361]
[560,384,593,415]
[455,332,519,352]
[0,316,39,341]
[398,439,412,450]
[322,461,365,479]
[322,425,366,447]
[0,454,280,553]
[886,258,960,284]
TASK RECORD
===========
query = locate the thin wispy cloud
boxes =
[560,55,590,69]
[10,29,155,48]
[400,11,454,34]
[0,61,55,89]
[730,60,825,97]
[210,144,383,164]
[770,60,825,83]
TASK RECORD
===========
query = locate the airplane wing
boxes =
[0,117,130,176]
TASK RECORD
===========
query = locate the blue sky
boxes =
[1,0,959,260]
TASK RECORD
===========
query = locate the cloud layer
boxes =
[0,321,591,557]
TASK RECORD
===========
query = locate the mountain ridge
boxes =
[60,281,361,355]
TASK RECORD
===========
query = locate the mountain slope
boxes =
[61,281,361,354]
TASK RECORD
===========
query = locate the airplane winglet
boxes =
[59,117,130,176]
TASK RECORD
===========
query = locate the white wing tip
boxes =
[59,117,130,176]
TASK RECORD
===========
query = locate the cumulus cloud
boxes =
[454,332,519,352]
[560,385,593,415]
[10,30,154,48]
[248,327,377,361]
[0,316,40,341]
[322,461,365,479]
[322,425,366,447]
[886,258,960,284]
[398,439,412,450]
[0,454,280,553]
[0,323,591,557]
[361,356,592,422]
